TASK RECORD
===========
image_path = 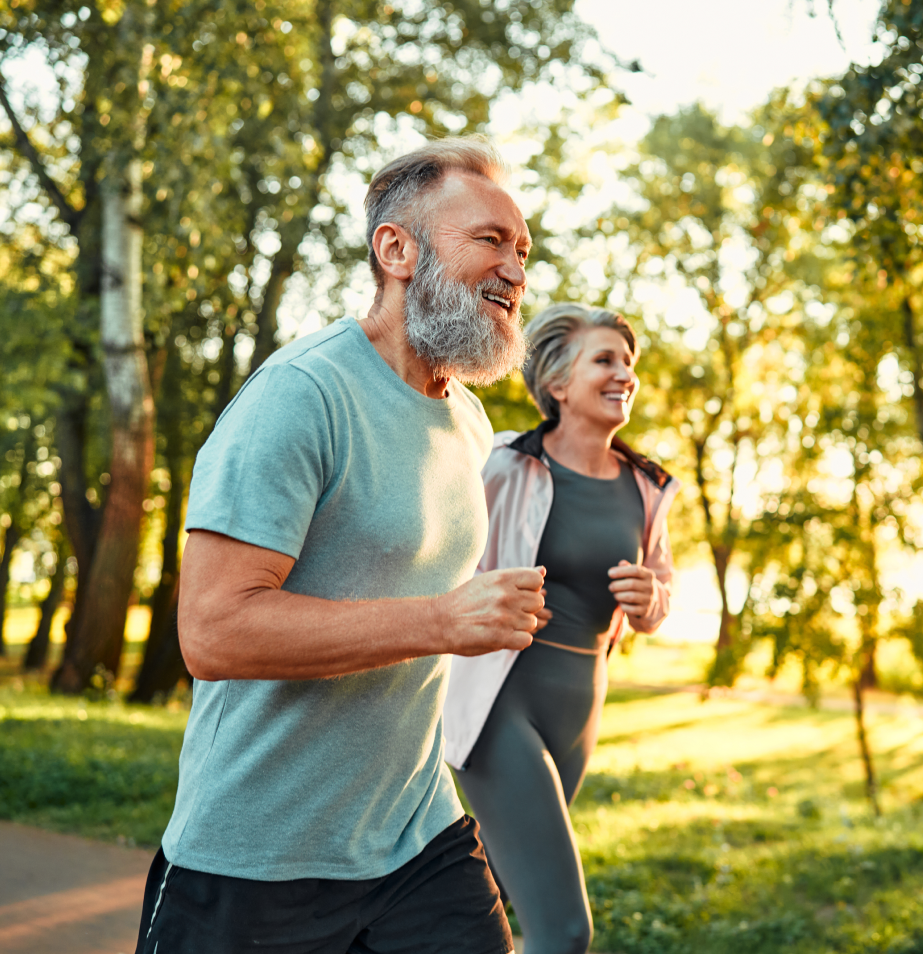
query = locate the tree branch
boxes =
[0,70,81,231]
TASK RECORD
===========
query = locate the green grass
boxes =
[3,668,923,951]
[570,686,923,953]
[0,676,187,846]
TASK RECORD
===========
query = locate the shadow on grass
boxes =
[597,718,714,748]
[604,685,688,706]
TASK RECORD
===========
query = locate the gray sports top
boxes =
[535,454,645,651]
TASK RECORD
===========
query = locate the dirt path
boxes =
[0,821,151,954]
[0,821,549,953]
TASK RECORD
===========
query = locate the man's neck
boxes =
[363,294,450,399]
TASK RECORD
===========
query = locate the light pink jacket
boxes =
[443,423,680,770]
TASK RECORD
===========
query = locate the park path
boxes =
[0,820,543,954]
[0,821,150,954]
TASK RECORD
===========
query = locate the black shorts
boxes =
[134,815,513,954]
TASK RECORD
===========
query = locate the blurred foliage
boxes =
[813,0,923,444]
[472,373,542,435]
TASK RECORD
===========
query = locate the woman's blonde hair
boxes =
[523,303,638,421]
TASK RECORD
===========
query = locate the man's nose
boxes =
[497,249,527,287]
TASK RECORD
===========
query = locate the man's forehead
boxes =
[428,171,530,239]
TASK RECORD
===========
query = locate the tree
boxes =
[21,533,68,671]
[556,104,827,684]
[1,0,622,694]
[750,266,923,813]
[0,216,68,657]
[815,0,923,444]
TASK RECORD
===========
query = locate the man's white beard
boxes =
[403,237,528,387]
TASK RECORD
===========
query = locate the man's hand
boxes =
[437,567,546,656]
[608,560,656,620]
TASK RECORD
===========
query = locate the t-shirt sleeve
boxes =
[184,363,334,559]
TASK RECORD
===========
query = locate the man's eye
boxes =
[482,236,499,244]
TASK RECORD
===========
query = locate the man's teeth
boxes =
[604,392,628,401]
[483,293,511,307]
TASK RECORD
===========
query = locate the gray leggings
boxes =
[457,641,608,954]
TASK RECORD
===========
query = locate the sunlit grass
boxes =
[570,686,923,952]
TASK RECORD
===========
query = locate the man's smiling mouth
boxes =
[482,292,513,310]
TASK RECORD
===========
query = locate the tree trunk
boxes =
[712,543,734,651]
[0,441,32,657]
[55,163,154,692]
[0,523,23,657]
[130,346,189,703]
[902,295,923,446]
[214,322,239,415]
[129,497,187,702]
[859,640,878,691]
[707,545,739,690]
[22,551,66,672]
[249,252,294,375]
[129,601,186,703]
[852,677,881,816]
[51,399,103,688]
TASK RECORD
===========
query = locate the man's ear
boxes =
[372,222,418,283]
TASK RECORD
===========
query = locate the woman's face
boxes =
[549,326,639,432]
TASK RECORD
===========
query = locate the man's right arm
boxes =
[179,529,543,682]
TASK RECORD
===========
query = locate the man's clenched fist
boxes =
[436,567,546,656]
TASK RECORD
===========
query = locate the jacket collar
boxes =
[507,421,674,491]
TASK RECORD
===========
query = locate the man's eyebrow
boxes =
[472,222,532,247]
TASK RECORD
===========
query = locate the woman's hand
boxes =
[607,560,656,621]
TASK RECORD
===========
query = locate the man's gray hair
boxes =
[364,136,510,287]
[523,303,638,421]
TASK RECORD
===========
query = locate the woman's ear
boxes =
[547,381,568,404]
[372,223,418,283]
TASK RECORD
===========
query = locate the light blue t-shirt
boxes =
[162,317,493,881]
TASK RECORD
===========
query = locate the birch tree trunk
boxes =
[55,161,154,692]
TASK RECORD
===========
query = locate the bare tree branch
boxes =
[0,68,81,231]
